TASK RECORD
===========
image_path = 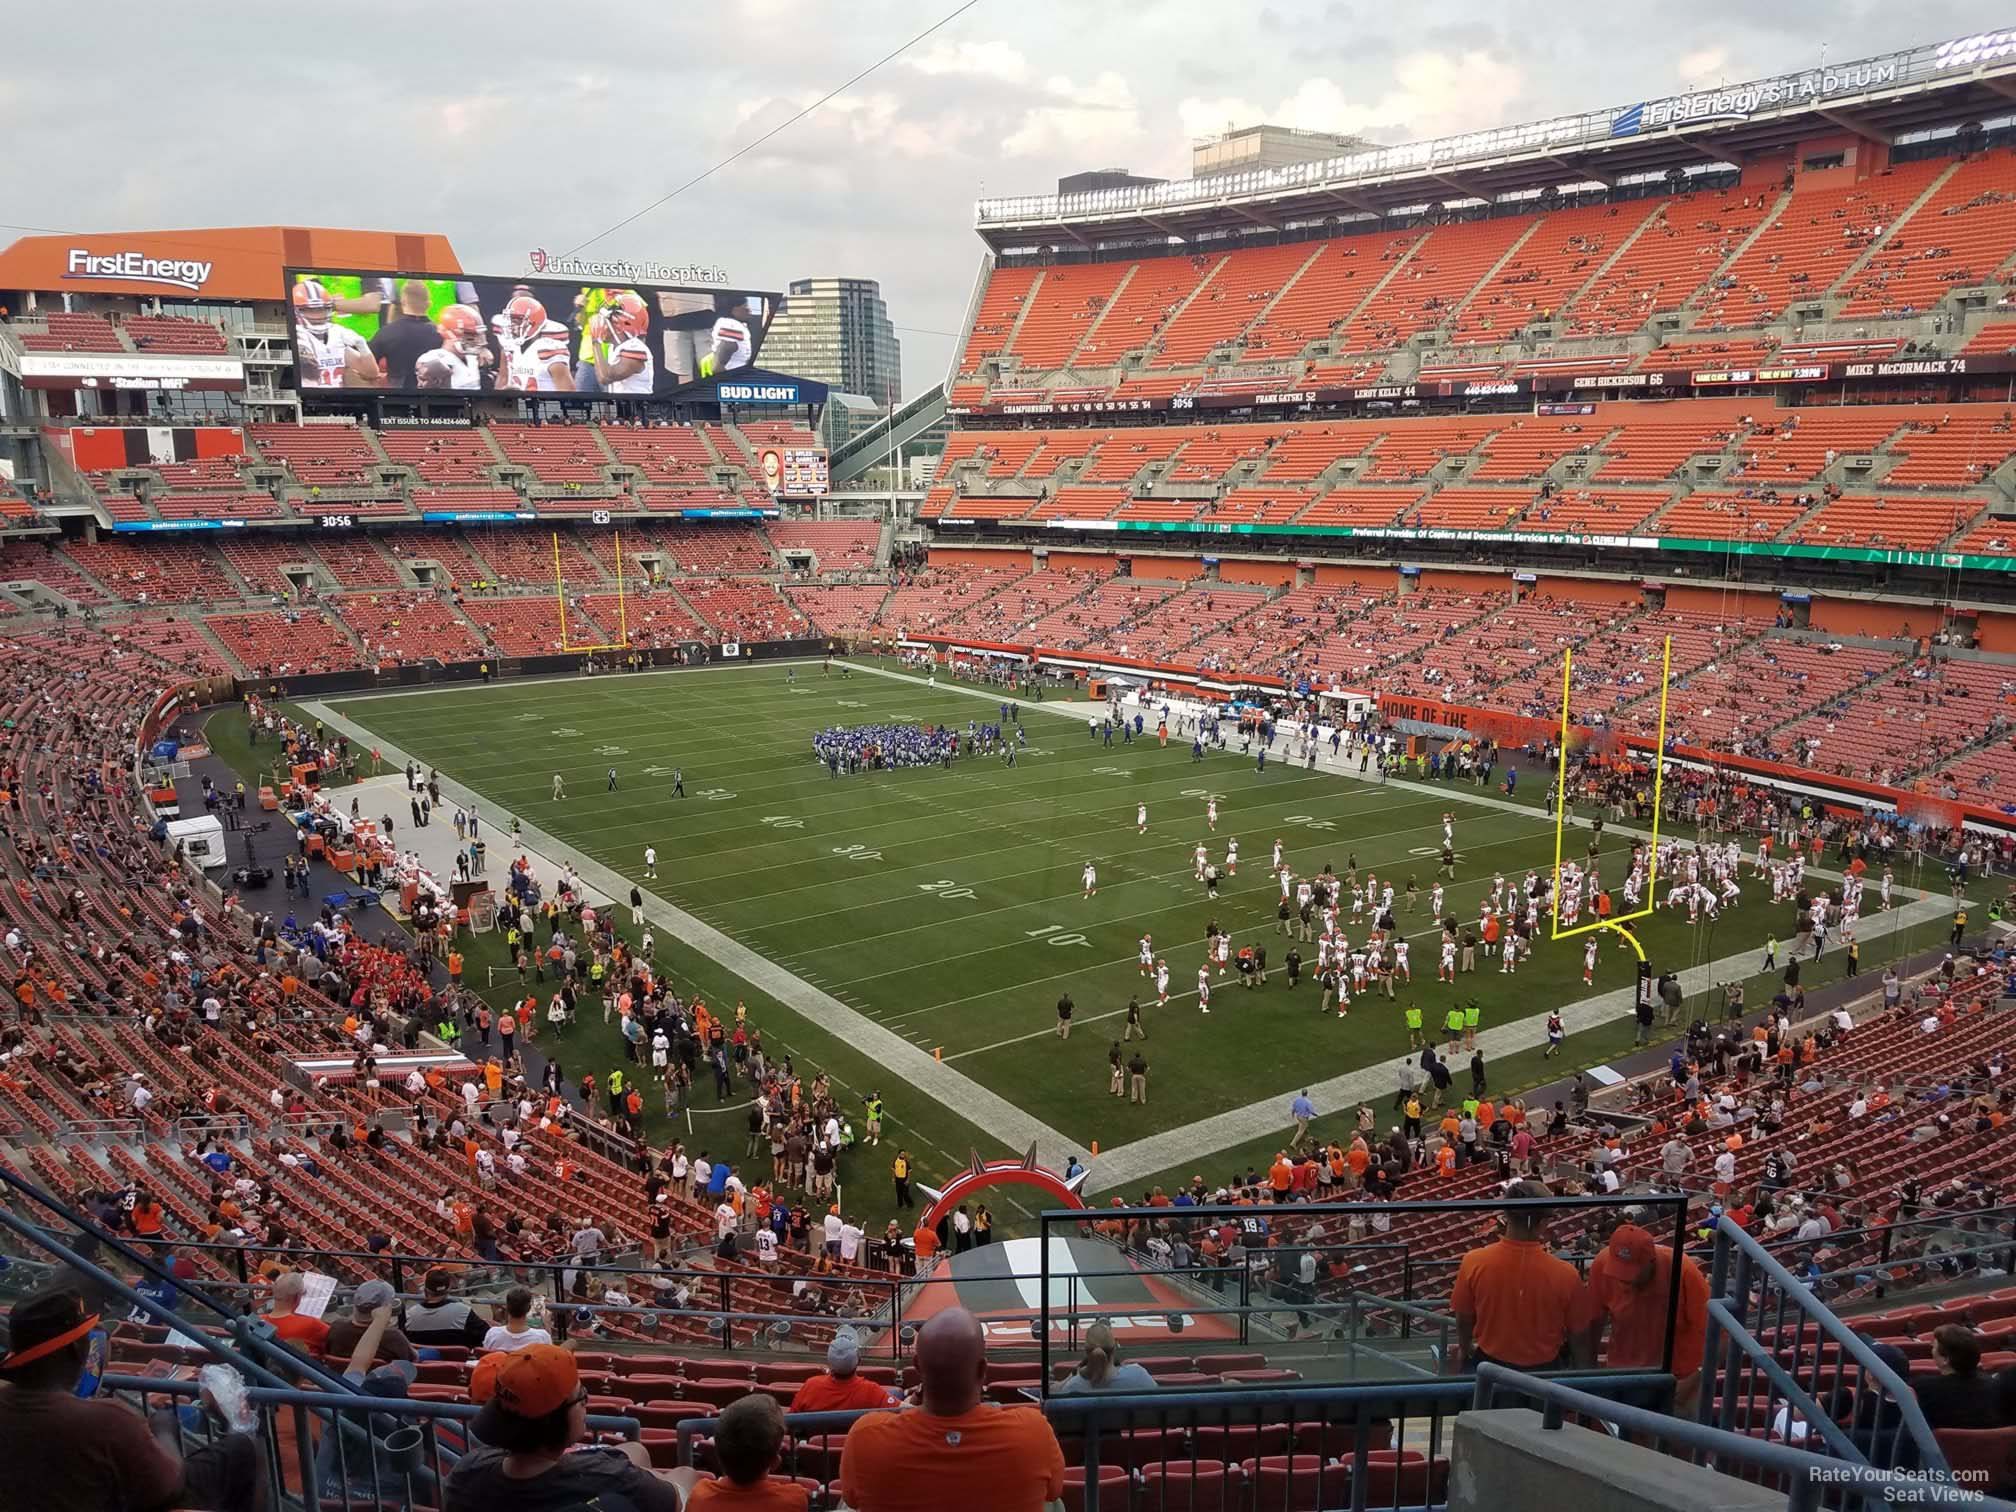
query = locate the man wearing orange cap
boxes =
[1582,1219,1710,1416]
[447,1342,699,1510]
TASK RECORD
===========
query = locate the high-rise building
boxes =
[761,277,902,400]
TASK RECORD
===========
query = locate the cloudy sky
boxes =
[2,1,2006,396]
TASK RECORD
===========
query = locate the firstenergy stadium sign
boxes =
[65,249,213,292]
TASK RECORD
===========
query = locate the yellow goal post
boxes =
[554,529,631,654]
[1548,634,1672,961]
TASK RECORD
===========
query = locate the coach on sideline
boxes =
[1448,1179,1591,1373]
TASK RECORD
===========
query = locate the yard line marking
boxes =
[1076,886,1962,1194]
[300,697,1083,1167]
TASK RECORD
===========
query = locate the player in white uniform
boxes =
[413,303,490,391]
[1082,862,1098,898]
[1155,958,1170,1006]
[293,279,378,388]
[1393,940,1411,983]
[702,296,756,376]
[1225,838,1239,876]
[1429,882,1445,919]
[1272,838,1284,871]
[1583,938,1598,985]
[1196,965,1211,1014]
[1138,934,1154,975]
[1439,936,1457,982]
[1137,803,1148,835]
[496,294,576,392]
[590,291,655,394]
[1193,842,1208,881]
[1214,933,1231,975]
[1206,798,1219,832]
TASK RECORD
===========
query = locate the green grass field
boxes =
[291,657,1956,1229]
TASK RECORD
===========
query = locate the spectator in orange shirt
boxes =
[789,1330,897,1413]
[1450,1180,1590,1372]
[689,1393,807,1509]
[1267,1153,1294,1202]
[1582,1221,1710,1417]
[265,1269,331,1355]
[839,1308,1064,1512]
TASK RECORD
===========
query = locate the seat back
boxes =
[1354,1449,1452,1507]
[1061,1464,1130,1512]
[1243,1454,1345,1512]
[1141,1459,1233,1512]
[1935,1427,2016,1497]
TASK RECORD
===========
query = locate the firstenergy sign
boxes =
[65,249,214,292]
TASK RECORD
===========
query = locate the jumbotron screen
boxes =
[284,269,781,399]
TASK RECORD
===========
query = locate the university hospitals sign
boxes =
[525,248,728,286]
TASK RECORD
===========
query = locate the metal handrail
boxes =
[1475,1363,2008,1512]
[1707,1218,1954,1476]
[0,1187,351,1395]
[1040,1192,1691,1386]
[106,1371,641,1512]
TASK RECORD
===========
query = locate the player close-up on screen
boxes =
[287,269,775,398]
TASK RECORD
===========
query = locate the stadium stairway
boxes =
[1819,157,1967,305]
[1307,235,1427,370]
[1229,242,1332,357]
[1544,202,1672,333]
[440,593,496,649]
[185,616,248,674]
[205,550,261,601]
[1674,188,1794,324]
[1057,263,1146,370]
[1432,217,1548,340]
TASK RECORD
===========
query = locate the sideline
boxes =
[1076,887,1957,1195]
[298,698,1081,1168]
[837,660,1962,1193]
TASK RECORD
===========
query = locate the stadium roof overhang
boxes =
[974,31,2016,250]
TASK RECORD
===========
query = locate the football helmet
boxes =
[602,290,649,341]
[292,278,335,332]
[503,294,547,345]
[436,303,484,356]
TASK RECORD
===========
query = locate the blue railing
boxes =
[1477,1364,2010,1512]
[1705,1218,1954,1478]
[674,1375,1676,1512]
[107,1372,641,1512]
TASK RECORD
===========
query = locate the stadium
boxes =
[2,17,2016,1512]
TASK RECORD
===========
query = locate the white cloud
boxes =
[1677,46,1731,86]
[5,0,2009,400]
[904,39,1030,83]
[1002,70,1147,162]
[1177,50,1524,150]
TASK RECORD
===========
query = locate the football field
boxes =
[308,657,1951,1215]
